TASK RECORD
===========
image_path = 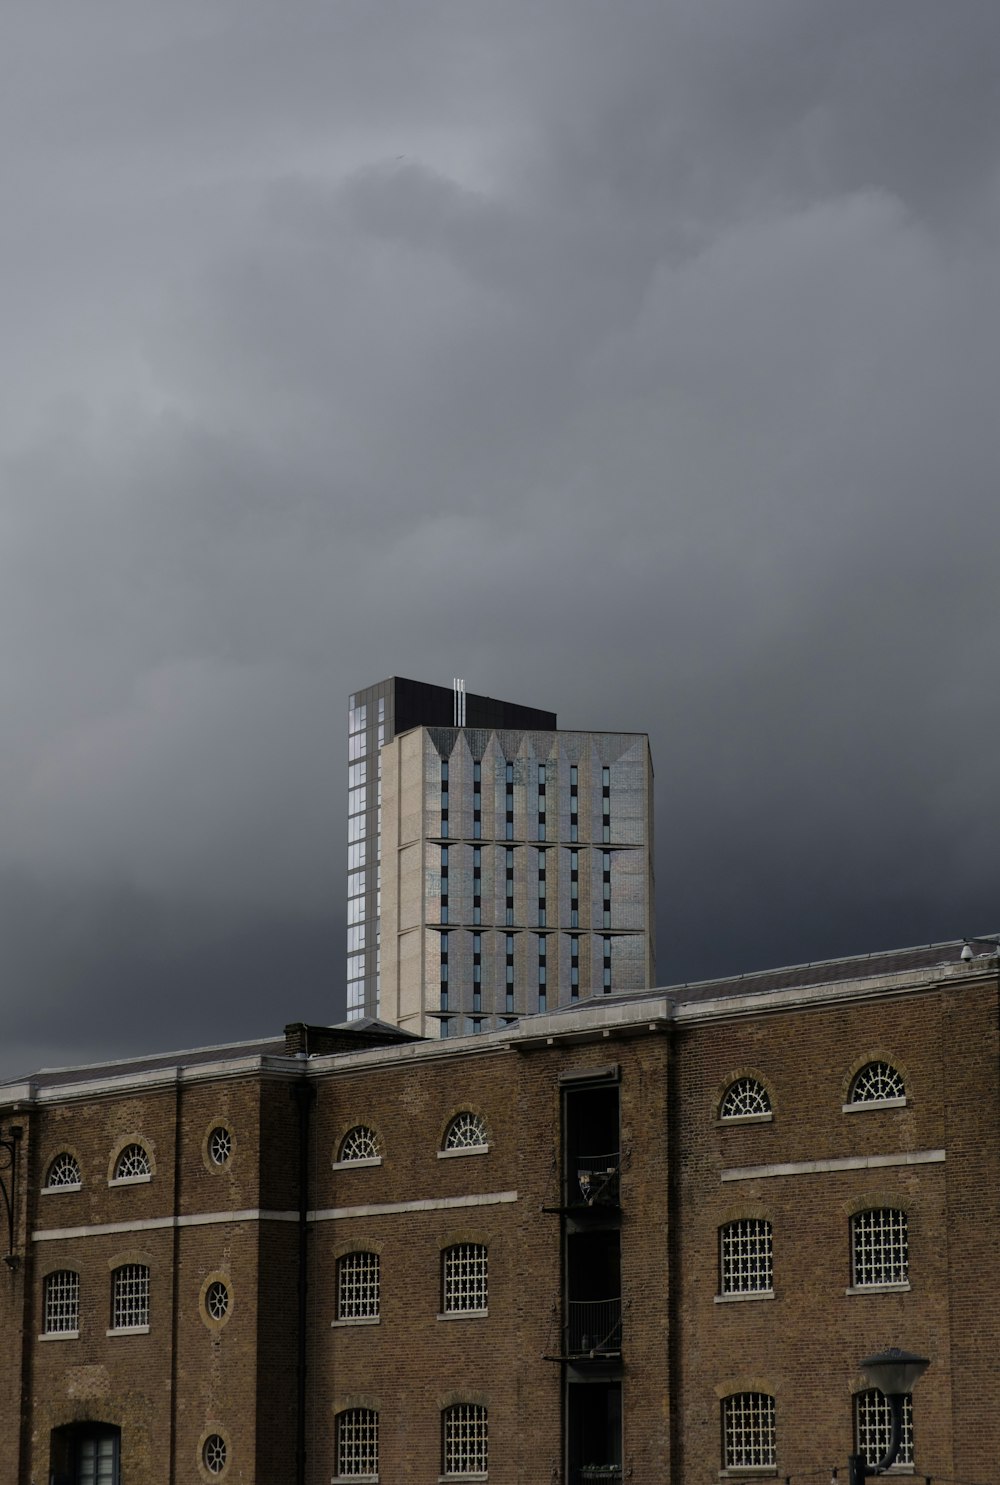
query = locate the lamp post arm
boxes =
[869,1395,903,1475]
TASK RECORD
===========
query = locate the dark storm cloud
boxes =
[1,0,999,1076]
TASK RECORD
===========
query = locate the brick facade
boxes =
[0,942,998,1484]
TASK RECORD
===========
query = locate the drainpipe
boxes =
[293,1070,315,1485]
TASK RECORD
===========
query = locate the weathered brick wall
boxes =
[672,970,1000,1482]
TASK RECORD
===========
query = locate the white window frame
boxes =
[441,1244,488,1317]
[439,1112,488,1158]
[109,1263,150,1333]
[719,1079,772,1121]
[442,1403,488,1478]
[855,1389,913,1469]
[336,1126,383,1167]
[717,1220,773,1299]
[335,1407,379,1480]
[336,1251,380,1323]
[850,1208,909,1290]
[110,1144,152,1184]
[42,1269,80,1336]
[722,1392,776,1471]
[845,1062,906,1111]
[44,1153,81,1191]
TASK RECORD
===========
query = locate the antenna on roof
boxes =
[453,678,466,727]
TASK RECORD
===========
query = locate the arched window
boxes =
[719,1220,773,1295]
[45,1153,81,1189]
[43,1270,80,1334]
[111,1263,150,1330]
[336,1408,379,1478]
[113,1144,151,1181]
[442,1404,488,1477]
[720,1078,771,1119]
[855,1389,913,1467]
[722,1393,775,1470]
[442,1244,488,1314]
[337,1252,380,1320]
[339,1126,382,1162]
[443,1112,487,1150]
[851,1209,908,1287]
[849,1062,905,1103]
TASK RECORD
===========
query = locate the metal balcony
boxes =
[573,1152,621,1208]
[565,1298,622,1356]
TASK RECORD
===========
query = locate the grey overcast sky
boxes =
[1,0,999,1077]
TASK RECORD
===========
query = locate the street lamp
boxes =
[847,1348,930,1483]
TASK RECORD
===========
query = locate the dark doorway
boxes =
[50,1424,121,1485]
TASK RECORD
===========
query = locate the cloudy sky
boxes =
[1,0,998,1077]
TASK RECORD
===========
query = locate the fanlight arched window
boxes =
[339,1125,382,1162]
[46,1153,81,1189]
[444,1112,487,1150]
[113,1144,151,1181]
[337,1408,379,1478]
[720,1078,771,1119]
[849,1062,905,1103]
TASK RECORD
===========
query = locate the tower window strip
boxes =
[602,765,611,844]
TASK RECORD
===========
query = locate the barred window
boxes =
[339,1126,382,1162]
[722,1392,775,1469]
[43,1269,80,1333]
[113,1144,151,1180]
[443,1403,488,1476]
[338,1251,380,1320]
[46,1153,81,1189]
[855,1390,913,1468]
[444,1112,487,1150]
[443,1244,488,1313]
[850,1062,905,1103]
[720,1079,771,1119]
[720,1220,773,1294]
[852,1209,908,1287]
[111,1263,150,1330]
[337,1407,379,1478]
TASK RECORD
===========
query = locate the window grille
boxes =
[338,1251,380,1319]
[337,1407,379,1478]
[46,1153,81,1188]
[208,1128,232,1166]
[44,1269,80,1333]
[443,1244,488,1313]
[855,1390,913,1468]
[111,1263,150,1329]
[720,1079,771,1119]
[850,1062,905,1103]
[114,1144,151,1180]
[202,1435,227,1475]
[444,1112,487,1150]
[443,1403,488,1476]
[852,1209,908,1286]
[205,1281,229,1320]
[722,1392,775,1469]
[720,1219,773,1294]
[339,1126,382,1162]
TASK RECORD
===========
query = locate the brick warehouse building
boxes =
[0,937,998,1485]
